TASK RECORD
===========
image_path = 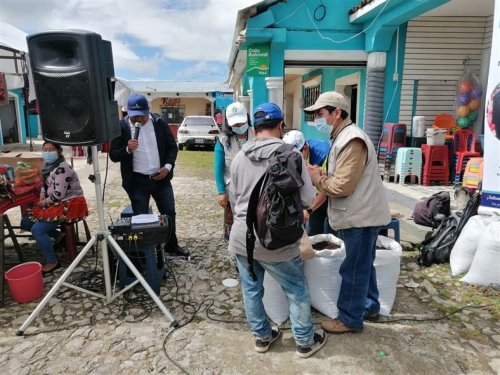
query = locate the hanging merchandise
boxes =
[454,66,483,129]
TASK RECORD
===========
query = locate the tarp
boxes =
[0,21,28,91]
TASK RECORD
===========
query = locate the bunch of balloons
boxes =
[455,72,482,129]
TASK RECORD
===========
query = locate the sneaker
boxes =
[255,327,282,353]
[296,330,328,358]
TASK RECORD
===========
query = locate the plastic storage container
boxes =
[412,116,426,137]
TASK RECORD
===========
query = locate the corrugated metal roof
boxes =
[118,79,233,94]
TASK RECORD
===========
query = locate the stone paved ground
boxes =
[0,147,499,374]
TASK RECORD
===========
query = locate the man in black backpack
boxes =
[228,103,327,358]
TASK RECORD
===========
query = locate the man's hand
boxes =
[307,164,321,178]
[303,209,310,222]
[127,139,139,153]
[218,193,228,207]
[35,199,45,208]
[152,167,169,181]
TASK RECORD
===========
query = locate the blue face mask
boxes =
[42,151,59,164]
[232,123,249,135]
[314,117,333,136]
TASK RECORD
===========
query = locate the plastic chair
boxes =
[453,129,480,184]
[462,157,483,192]
[379,218,400,243]
[395,147,422,184]
[432,114,457,141]
[421,144,449,186]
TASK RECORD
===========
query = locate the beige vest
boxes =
[327,125,391,230]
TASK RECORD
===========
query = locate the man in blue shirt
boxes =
[283,130,330,235]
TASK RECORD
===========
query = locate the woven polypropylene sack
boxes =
[262,271,289,325]
[461,220,500,286]
[375,235,402,316]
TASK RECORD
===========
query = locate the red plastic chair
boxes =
[453,129,480,183]
[421,144,449,186]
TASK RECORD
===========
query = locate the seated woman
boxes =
[21,141,88,274]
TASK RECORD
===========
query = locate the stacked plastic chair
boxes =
[462,157,483,192]
[453,129,481,184]
[378,123,407,181]
[421,144,449,186]
[395,147,422,184]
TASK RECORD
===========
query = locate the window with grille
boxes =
[304,85,320,122]
[161,105,185,123]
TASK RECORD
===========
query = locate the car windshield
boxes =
[184,117,214,126]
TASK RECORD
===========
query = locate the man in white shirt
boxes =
[110,94,188,257]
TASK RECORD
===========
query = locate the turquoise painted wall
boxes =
[301,68,367,142]
[383,24,407,124]
[9,89,27,144]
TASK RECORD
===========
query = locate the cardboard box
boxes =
[0,152,44,173]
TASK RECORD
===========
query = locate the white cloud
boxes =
[0,0,260,78]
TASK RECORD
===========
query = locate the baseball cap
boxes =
[283,130,306,151]
[127,94,149,116]
[253,102,284,126]
[226,102,248,126]
[303,91,349,114]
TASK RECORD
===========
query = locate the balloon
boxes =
[456,105,470,117]
[468,99,481,110]
[456,93,470,105]
[458,81,472,94]
[468,110,478,122]
[457,116,470,128]
[470,86,483,99]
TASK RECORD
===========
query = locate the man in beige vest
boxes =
[305,91,391,334]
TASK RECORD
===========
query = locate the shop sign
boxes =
[481,0,500,214]
[246,44,269,77]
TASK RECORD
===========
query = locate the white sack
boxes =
[375,235,402,316]
[262,271,289,325]
[450,215,486,275]
[304,234,345,319]
[461,221,500,286]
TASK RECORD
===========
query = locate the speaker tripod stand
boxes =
[17,146,178,335]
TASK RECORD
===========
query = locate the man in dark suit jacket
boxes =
[110,94,188,256]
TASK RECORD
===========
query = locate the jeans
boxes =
[334,226,381,330]
[306,200,328,236]
[128,175,178,250]
[235,254,314,347]
[21,217,60,263]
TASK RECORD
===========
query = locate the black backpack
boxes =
[412,191,451,228]
[418,187,483,267]
[246,143,305,280]
[418,214,460,266]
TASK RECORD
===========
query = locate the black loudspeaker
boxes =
[27,30,119,145]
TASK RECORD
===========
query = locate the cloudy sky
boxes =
[0,0,260,81]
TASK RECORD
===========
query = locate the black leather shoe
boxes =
[166,246,190,257]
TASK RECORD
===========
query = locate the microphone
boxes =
[134,122,141,140]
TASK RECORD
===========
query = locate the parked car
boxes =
[177,116,220,150]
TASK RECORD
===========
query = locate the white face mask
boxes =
[314,117,333,136]
[232,123,249,135]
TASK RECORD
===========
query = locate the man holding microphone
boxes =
[110,94,189,257]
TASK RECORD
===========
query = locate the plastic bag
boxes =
[454,67,483,129]
[14,162,41,187]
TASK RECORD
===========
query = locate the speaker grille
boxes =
[35,70,96,143]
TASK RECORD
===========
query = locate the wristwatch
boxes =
[306,208,313,215]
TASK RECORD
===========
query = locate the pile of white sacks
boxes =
[262,233,402,325]
[450,215,500,286]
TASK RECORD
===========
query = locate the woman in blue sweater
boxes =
[214,102,255,239]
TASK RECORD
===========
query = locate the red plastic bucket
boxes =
[4,262,44,303]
